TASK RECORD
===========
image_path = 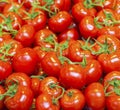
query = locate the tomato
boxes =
[106,94,120,110]
[3,2,26,17]
[33,28,57,47]
[94,35,120,52]
[97,26,120,40]
[68,40,95,62]
[58,28,79,42]
[84,82,105,110]
[62,0,71,11]
[59,63,86,89]
[0,60,12,81]
[48,11,72,33]
[4,85,33,110]
[0,85,5,110]
[98,50,120,74]
[39,76,62,98]
[36,93,60,110]
[14,24,35,47]
[41,51,61,77]
[60,88,85,110]
[23,8,47,31]
[0,39,23,61]
[72,2,97,23]
[79,16,98,39]
[0,33,12,43]
[103,71,120,93]
[84,59,103,85]
[12,47,38,75]
[5,72,31,87]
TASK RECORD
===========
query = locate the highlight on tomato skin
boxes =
[0,0,120,110]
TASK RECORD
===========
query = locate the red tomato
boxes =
[98,50,120,74]
[58,28,79,42]
[79,16,98,39]
[68,40,95,62]
[39,76,62,98]
[62,0,71,11]
[72,2,97,23]
[4,85,34,110]
[84,82,105,110]
[5,72,31,88]
[14,24,35,47]
[59,63,86,89]
[84,59,103,85]
[36,93,60,110]
[33,28,57,47]
[0,60,12,81]
[0,34,12,43]
[12,47,38,75]
[41,51,61,77]
[60,89,85,110]
[48,11,72,33]
[23,8,47,31]
[106,94,120,110]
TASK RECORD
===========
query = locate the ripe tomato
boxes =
[106,93,120,110]
[60,89,85,110]
[39,76,62,98]
[4,85,34,110]
[48,11,72,33]
[23,8,47,31]
[58,28,79,42]
[84,82,105,110]
[36,93,60,110]
[41,51,61,77]
[72,2,97,23]
[5,72,31,88]
[59,63,86,89]
[79,16,98,39]
[14,24,35,47]
[12,47,38,75]
[0,60,12,81]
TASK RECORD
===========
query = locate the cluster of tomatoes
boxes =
[0,0,120,110]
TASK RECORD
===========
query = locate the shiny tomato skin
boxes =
[79,16,98,39]
[106,94,120,110]
[5,72,31,88]
[60,89,85,110]
[36,93,60,110]
[59,63,86,89]
[0,60,12,81]
[14,24,35,47]
[24,8,47,31]
[12,48,38,75]
[98,50,120,74]
[39,76,62,98]
[84,82,105,110]
[5,85,34,110]
[84,59,103,85]
[41,51,61,78]
[62,0,71,11]
[58,28,79,42]
[48,11,72,33]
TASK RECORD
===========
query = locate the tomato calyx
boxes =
[94,10,120,29]
[83,0,104,9]
[0,43,13,61]
[49,83,65,105]
[0,83,17,100]
[31,0,57,17]
[92,39,114,55]
[67,90,74,97]
[104,79,120,96]
[0,14,18,36]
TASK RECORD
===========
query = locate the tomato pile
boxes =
[0,0,120,110]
